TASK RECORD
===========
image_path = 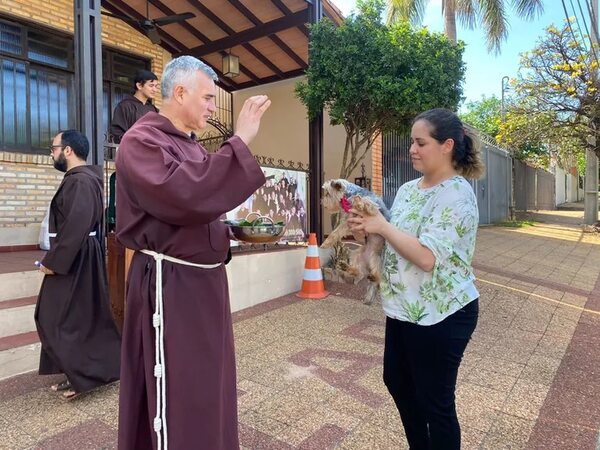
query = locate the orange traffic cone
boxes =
[296,233,329,299]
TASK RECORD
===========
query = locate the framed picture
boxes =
[227,167,308,245]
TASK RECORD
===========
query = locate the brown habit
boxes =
[115,112,265,450]
[109,94,159,143]
[35,165,121,393]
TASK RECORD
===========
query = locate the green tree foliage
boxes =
[295,0,465,179]
[459,95,502,139]
[498,21,596,170]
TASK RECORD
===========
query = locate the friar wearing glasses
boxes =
[35,130,121,400]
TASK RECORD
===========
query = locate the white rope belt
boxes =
[139,249,222,450]
[48,231,96,238]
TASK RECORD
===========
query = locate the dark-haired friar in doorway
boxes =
[109,69,160,144]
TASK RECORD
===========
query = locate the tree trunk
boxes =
[443,0,457,43]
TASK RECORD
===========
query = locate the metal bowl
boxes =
[224,213,286,244]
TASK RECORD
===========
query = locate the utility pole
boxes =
[501,76,509,120]
[500,75,515,219]
[584,0,599,224]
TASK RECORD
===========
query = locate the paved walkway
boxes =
[1,210,600,449]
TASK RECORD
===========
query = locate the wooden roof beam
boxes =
[187,0,285,78]
[144,0,257,85]
[225,0,286,78]
[226,0,306,70]
[181,9,309,58]
[102,0,239,90]
[269,35,306,68]
[269,0,310,37]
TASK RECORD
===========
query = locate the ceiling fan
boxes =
[101,2,195,45]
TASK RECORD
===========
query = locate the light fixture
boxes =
[222,52,239,78]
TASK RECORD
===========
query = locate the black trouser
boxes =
[383,299,479,450]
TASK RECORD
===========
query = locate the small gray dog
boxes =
[321,179,390,304]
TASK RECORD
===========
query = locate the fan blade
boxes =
[146,28,161,45]
[152,12,195,26]
[100,10,139,25]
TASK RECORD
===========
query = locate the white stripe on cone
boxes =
[306,246,319,257]
[303,268,323,281]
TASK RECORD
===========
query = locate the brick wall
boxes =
[372,134,383,196]
[0,1,168,242]
[0,154,62,227]
[0,151,115,233]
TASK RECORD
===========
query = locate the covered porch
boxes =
[0,0,377,379]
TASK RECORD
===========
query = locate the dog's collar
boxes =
[340,196,351,213]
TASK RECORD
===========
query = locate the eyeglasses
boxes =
[48,145,63,155]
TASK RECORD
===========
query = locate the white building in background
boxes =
[552,163,583,206]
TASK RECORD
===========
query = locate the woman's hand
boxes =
[347,213,367,243]
[347,209,389,236]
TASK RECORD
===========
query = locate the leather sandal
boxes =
[50,379,71,392]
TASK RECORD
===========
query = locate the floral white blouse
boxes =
[381,175,479,325]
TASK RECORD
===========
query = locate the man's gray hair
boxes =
[161,56,218,99]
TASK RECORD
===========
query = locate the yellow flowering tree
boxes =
[501,20,599,165]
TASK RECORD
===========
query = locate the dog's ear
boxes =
[332,180,343,191]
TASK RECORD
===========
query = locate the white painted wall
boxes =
[0,270,43,301]
[556,167,566,206]
[232,77,373,235]
[0,224,40,246]
[554,166,581,206]
[226,248,306,312]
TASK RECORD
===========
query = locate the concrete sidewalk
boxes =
[1,209,599,449]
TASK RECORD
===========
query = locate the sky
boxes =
[329,1,572,105]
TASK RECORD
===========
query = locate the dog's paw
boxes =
[321,235,335,248]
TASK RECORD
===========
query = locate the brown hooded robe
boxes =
[35,165,121,393]
[115,112,265,450]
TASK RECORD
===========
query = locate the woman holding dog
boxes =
[348,108,484,450]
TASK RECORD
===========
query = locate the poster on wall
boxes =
[227,167,308,245]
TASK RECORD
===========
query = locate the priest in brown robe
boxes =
[35,130,121,399]
[109,69,159,144]
[116,55,270,450]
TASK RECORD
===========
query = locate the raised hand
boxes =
[234,95,271,146]
[347,208,388,236]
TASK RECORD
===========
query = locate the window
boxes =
[1,58,27,148]
[29,68,75,148]
[0,17,151,154]
[28,30,73,69]
[0,21,23,56]
[0,18,75,153]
